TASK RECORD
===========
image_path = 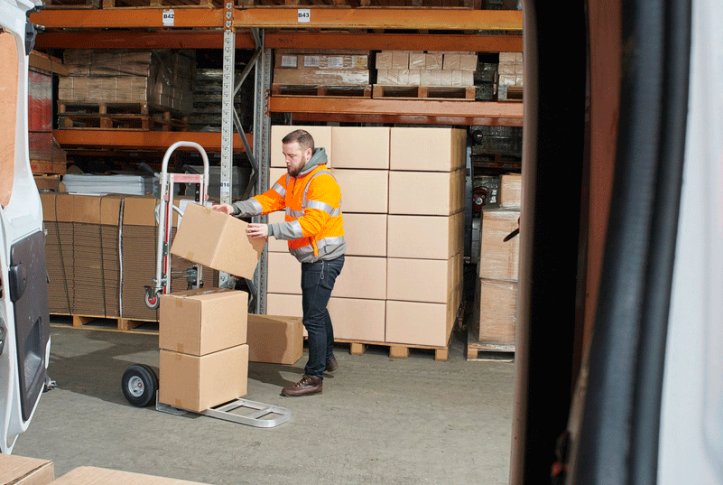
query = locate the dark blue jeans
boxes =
[301,255,344,378]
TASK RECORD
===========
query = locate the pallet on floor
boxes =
[271,83,372,98]
[497,85,523,102]
[52,314,158,333]
[372,84,475,100]
[57,101,188,132]
[466,327,514,361]
[103,0,221,8]
[338,339,450,362]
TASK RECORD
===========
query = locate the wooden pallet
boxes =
[103,0,221,8]
[54,314,159,333]
[44,0,100,8]
[58,101,188,132]
[337,339,450,362]
[373,84,475,100]
[497,85,523,102]
[271,84,372,98]
[238,0,477,6]
[31,160,67,176]
[466,327,515,361]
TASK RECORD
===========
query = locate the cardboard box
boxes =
[459,54,478,71]
[409,51,426,69]
[170,203,264,279]
[343,213,387,257]
[272,68,370,86]
[267,251,302,295]
[50,467,209,485]
[479,208,520,281]
[328,297,385,342]
[385,299,456,347]
[247,314,303,365]
[472,278,517,346]
[270,125,333,168]
[0,454,54,485]
[387,256,460,304]
[389,127,466,172]
[499,173,522,208]
[330,127,390,169]
[375,51,393,70]
[159,344,249,412]
[331,169,389,214]
[331,256,387,300]
[159,288,248,356]
[266,210,289,253]
[443,53,460,70]
[424,53,443,70]
[388,170,465,216]
[275,53,298,68]
[391,50,409,69]
[387,213,463,260]
[266,293,303,318]
[34,175,64,192]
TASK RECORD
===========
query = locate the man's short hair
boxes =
[282,129,315,153]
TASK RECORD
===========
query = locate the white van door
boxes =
[0,0,52,454]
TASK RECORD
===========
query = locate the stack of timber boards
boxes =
[41,193,218,328]
[374,50,477,100]
[469,172,521,358]
[272,50,371,97]
[264,125,466,360]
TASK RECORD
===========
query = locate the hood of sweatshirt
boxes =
[297,147,328,177]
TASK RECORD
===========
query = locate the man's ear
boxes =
[305,147,313,161]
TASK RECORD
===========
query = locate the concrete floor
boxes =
[14,318,515,485]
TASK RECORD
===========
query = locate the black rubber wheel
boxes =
[121,364,158,407]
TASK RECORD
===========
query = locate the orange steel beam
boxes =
[235,8,522,31]
[31,9,225,29]
[268,96,523,119]
[31,8,520,31]
[289,112,523,126]
[35,30,520,52]
[54,130,252,152]
[265,32,522,52]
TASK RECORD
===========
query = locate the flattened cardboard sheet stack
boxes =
[273,49,370,86]
[41,193,74,314]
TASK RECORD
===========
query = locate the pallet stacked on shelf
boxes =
[272,50,372,97]
[374,50,477,100]
[189,68,245,133]
[468,172,521,359]
[58,50,194,131]
[264,125,466,361]
[496,51,524,101]
[41,193,218,330]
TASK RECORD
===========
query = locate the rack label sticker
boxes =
[297,9,310,23]
[162,9,175,26]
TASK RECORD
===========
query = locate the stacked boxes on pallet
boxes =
[59,49,195,114]
[40,193,217,324]
[473,173,522,349]
[497,52,524,100]
[265,125,465,349]
[159,288,249,413]
[273,50,371,92]
[376,50,477,87]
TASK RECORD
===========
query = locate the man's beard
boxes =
[287,164,302,177]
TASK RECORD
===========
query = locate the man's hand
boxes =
[211,203,234,215]
[247,223,268,239]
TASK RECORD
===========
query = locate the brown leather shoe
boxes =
[325,356,338,373]
[281,375,323,397]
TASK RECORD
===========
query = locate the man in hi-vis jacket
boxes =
[213,129,345,397]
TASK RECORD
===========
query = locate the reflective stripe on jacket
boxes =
[253,165,345,263]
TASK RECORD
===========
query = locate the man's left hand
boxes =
[247,223,268,239]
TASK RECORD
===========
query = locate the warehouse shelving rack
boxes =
[30,5,523,311]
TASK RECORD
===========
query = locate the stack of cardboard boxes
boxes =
[376,50,477,87]
[273,50,371,87]
[265,125,465,349]
[497,52,524,101]
[473,173,522,349]
[159,288,249,413]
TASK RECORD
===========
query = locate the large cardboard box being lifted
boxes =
[159,288,248,356]
[247,314,303,365]
[170,203,264,279]
[50,466,210,485]
[0,454,54,485]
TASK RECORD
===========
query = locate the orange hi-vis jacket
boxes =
[232,149,346,263]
